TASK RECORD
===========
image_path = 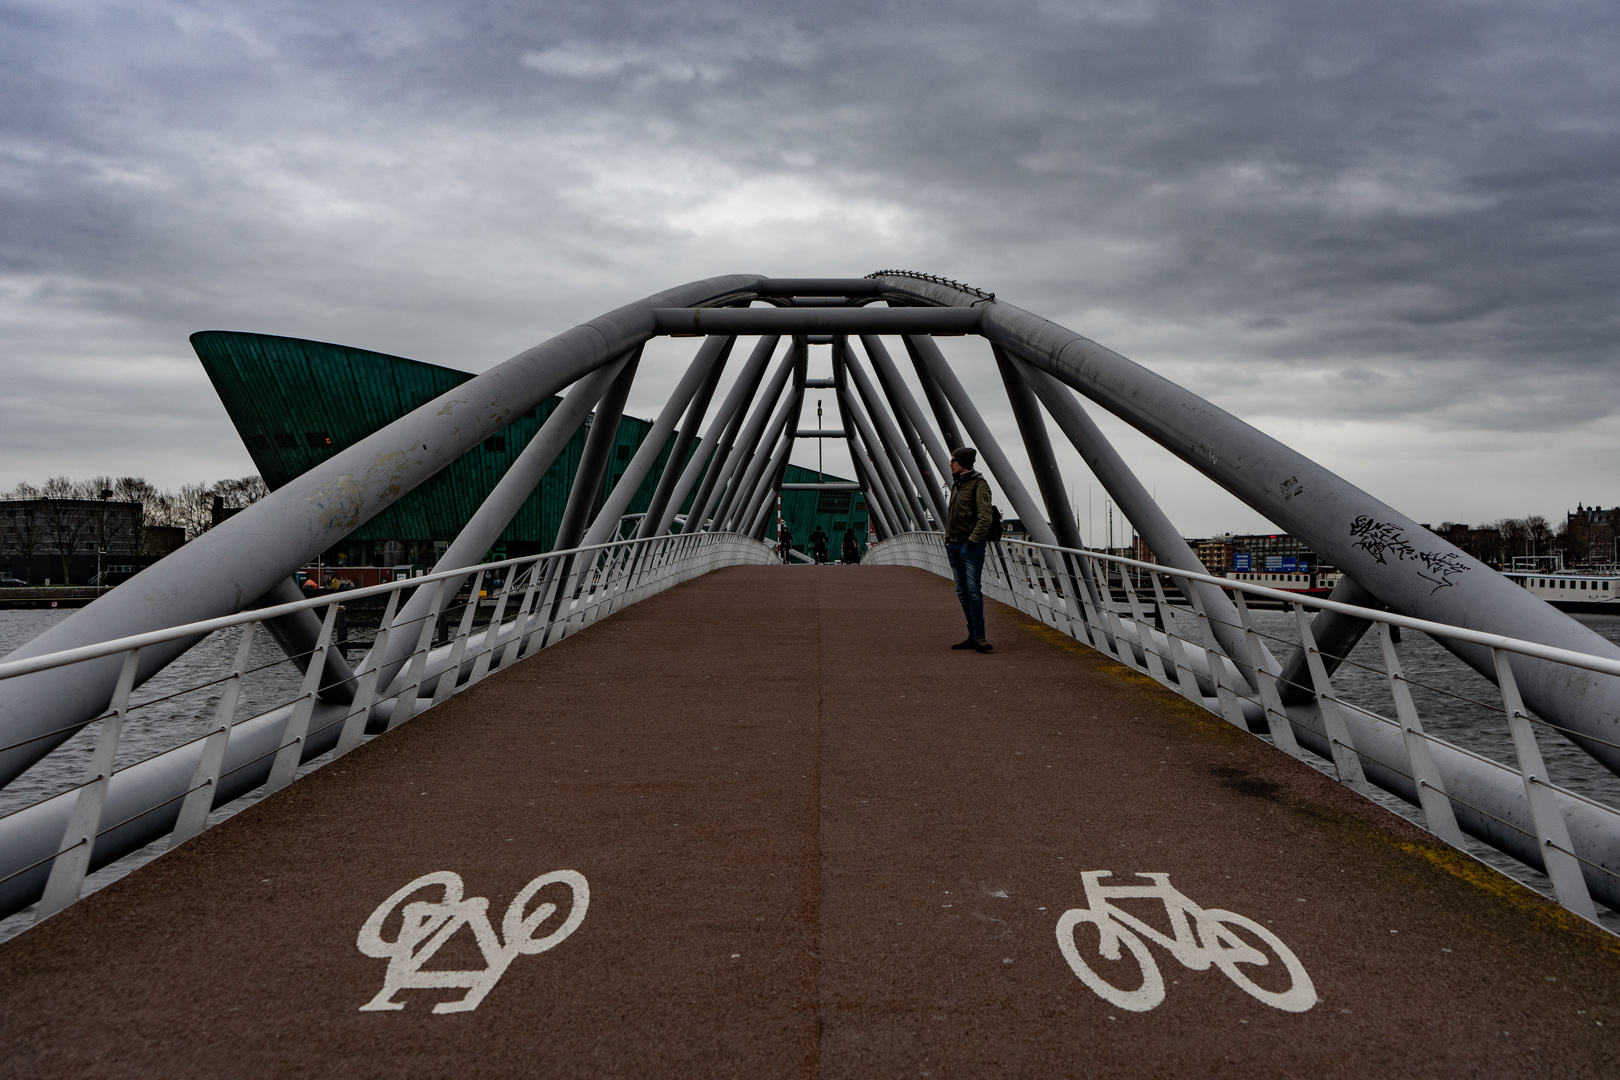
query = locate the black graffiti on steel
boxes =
[1416,550,1469,594]
[1349,516,1416,564]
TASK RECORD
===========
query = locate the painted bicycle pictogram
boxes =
[356,869,588,1013]
[1055,871,1316,1013]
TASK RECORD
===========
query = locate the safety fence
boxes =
[868,532,1620,927]
[0,531,776,924]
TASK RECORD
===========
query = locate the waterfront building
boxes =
[192,331,867,568]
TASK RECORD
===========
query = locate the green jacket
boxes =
[945,471,994,544]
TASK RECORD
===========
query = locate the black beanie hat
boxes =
[951,447,977,469]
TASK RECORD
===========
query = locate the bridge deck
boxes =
[2,565,1617,1077]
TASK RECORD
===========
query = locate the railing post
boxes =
[471,566,518,683]
[1374,621,1463,845]
[1149,572,1201,702]
[1293,602,1370,791]
[35,647,141,921]
[388,578,451,729]
[1120,570,1170,686]
[432,568,485,706]
[266,603,341,793]
[335,588,401,756]
[173,623,260,843]
[1492,648,1597,920]
[1230,589,1303,759]
[1179,574,1247,729]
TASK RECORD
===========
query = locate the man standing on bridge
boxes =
[945,447,994,653]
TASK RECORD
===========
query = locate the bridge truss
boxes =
[3,273,1620,928]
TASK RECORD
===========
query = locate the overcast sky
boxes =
[2,0,1616,538]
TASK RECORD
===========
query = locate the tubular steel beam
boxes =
[653,307,982,337]
[902,335,966,452]
[1013,355,1268,685]
[0,273,766,788]
[835,352,922,530]
[754,278,884,296]
[858,335,952,491]
[782,483,862,491]
[655,336,779,537]
[877,273,1620,771]
[703,347,798,531]
[553,352,640,551]
[638,336,736,538]
[839,341,945,527]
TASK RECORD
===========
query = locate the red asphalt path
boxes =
[2,565,1618,1077]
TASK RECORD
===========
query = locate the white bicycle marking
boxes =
[1055,871,1316,1013]
[357,869,588,1013]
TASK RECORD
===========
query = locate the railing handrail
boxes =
[0,531,752,683]
[883,534,1620,681]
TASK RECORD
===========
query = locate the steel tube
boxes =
[664,337,779,536]
[1014,356,1269,683]
[0,274,765,788]
[638,337,736,538]
[901,336,965,452]
[840,341,944,526]
[653,307,981,336]
[879,275,1620,772]
[833,359,919,530]
[704,349,797,531]
[858,335,951,496]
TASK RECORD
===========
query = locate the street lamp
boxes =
[97,487,112,589]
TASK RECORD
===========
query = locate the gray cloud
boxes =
[1,0,1616,530]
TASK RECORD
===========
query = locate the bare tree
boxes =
[38,476,97,584]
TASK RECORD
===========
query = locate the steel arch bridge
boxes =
[4,271,1620,931]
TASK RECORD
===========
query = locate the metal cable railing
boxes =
[867,532,1620,928]
[0,530,776,926]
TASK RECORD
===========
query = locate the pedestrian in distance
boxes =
[945,447,994,653]
[810,524,829,564]
[841,527,860,565]
[777,523,794,564]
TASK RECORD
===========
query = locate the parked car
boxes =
[0,575,29,588]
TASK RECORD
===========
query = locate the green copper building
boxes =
[191,331,867,567]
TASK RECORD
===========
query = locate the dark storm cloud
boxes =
[1,0,1616,524]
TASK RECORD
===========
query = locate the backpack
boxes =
[987,503,1004,543]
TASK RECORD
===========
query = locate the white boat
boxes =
[1504,570,1620,612]
[1225,569,1343,597]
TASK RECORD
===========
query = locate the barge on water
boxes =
[1504,569,1620,613]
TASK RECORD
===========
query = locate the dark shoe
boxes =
[950,637,977,650]
[974,639,994,653]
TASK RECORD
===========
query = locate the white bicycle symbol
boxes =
[357,869,588,1014]
[1055,871,1316,1013]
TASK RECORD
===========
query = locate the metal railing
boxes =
[868,532,1620,926]
[0,530,776,924]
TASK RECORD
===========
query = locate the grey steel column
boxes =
[376,355,631,686]
[637,336,736,538]
[882,279,1620,771]
[722,342,807,531]
[835,366,921,530]
[553,351,640,551]
[902,335,965,451]
[849,435,899,540]
[905,335,1062,552]
[667,335,774,534]
[992,345,1108,620]
[0,273,764,788]
[742,426,795,539]
[859,335,952,485]
[738,351,808,534]
[829,369,899,539]
[1013,355,1276,686]
[579,337,733,551]
[840,340,945,526]
[653,336,777,537]
[706,348,797,531]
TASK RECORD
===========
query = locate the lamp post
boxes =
[96,488,112,590]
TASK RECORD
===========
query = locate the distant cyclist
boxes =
[842,528,860,564]
[777,524,794,564]
[810,525,829,564]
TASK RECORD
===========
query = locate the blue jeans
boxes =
[946,541,986,641]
